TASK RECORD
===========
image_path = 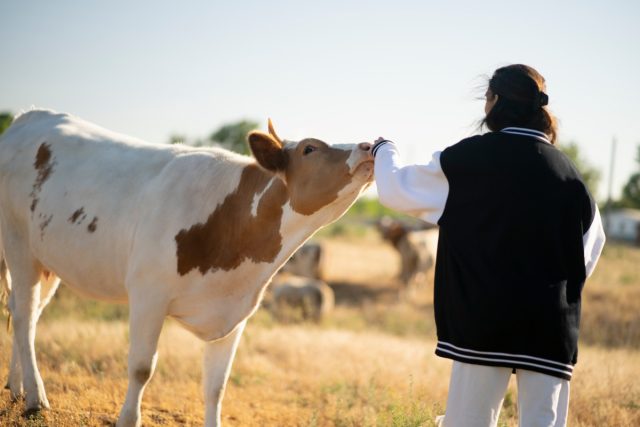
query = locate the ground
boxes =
[1,235,639,426]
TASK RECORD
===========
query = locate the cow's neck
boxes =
[170,171,353,341]
[279,184,353,246]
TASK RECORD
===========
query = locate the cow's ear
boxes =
[248,131,287,172]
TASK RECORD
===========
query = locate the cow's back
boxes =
[0,110,195,299]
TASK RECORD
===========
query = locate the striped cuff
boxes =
[372,139,393,157]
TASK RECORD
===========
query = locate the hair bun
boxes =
[538,91,549,107]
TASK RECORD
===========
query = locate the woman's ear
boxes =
[248,131,288,172]
[485,93,499,115]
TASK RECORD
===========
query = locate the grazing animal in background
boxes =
[279,241,324,279]
[270,274,334,322]
[377,218,439,292]
[0,110,373,427]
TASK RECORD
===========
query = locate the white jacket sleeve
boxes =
[583,206,606,278]
[374,142,449,224]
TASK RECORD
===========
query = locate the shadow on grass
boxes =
[329,280,399,307]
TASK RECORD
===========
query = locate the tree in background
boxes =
[559,141,601,198]
[168,134,187,145]
[0,112,13,136]
[209,120,259,155]
[620,146,640,209]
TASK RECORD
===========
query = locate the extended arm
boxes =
[583,206,606,278]
[373,141,449,225]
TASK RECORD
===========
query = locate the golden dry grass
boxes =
[1,321,639,426]
[0,237,639,426]
[580,243,640,348]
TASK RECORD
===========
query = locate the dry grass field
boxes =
[1,234,639,426]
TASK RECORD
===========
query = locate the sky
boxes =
[1,0,639,201]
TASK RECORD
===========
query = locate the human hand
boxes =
[372,137,393,157]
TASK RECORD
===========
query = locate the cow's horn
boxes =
[268,118,283,146]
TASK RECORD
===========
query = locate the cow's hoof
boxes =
[7,377,24,399]
[100,416,117,427]
[116,409,142,427]
[9,389,24,402]
[23,406,46,420]
[25,395,50,413]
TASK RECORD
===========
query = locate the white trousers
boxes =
[436,361,570,427]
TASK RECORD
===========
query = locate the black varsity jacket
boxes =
[374,127,606,380]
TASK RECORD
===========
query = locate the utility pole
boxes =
[604,136,617,233]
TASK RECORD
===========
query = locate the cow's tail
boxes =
[0,239,10,332]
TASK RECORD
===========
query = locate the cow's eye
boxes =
[303,145,317,155]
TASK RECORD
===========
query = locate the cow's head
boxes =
[377,217,407,247]
[248,120,373,216]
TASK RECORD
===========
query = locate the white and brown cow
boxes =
[377,218,439,293]
[0,110,373,426]
[279,241,324,280]
[269,274,334,322]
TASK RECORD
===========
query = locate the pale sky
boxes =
[1,0,639,201]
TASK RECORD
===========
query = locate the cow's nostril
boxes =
[359,142,372,151]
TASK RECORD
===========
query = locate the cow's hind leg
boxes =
[7,316,23,397]
[203,320,247,427]
[5,249,49,412]
[116,292,167,427]
[0,257,18,393]
[6,272,60,399]
[3,265,22,397]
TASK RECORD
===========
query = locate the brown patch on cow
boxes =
[175,164,289,276]
[30,198,39,213]
[38,213,53,239]
[134,367,151,384]
[210,386,224,407]
[68,208,85,224]
[34,142,53,171]
[285,139,352,215]
[30,143,57,213]
[87,217,98,232]
[377,220,407,248]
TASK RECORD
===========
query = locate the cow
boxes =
[278,241,324,280]
[377,218,439,294]
[0,110,373,426]
[268,274,334,322]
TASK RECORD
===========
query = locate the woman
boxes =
[372,64,606,427]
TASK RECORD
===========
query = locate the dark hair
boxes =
[482,64,558,144]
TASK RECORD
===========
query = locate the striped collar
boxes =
[500,127,551,144]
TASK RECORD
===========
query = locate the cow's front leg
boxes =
[116,293,167,427]
[203,320,247,427]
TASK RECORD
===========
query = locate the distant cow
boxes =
[0,110,373,427]
[269,274,334,322]
[279,242,324,279]
[377,218,439,291]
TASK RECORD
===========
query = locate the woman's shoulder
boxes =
[448,129,557,152]
[443,132,495,153]
[440,133,496,171]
